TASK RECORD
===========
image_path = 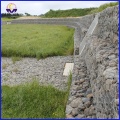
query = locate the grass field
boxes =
[2,24,74,59]
[2,74,72,118]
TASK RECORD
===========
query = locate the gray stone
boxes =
[78,103,85,110]
[79,79,85,84]
[76,114,85,118]
[105,79,114,90]
[71,108,79,117]
[79,73,86,77]
[82,83,89,88]
[89,106,96,115]
[75,93,85,97]
[84,101,91,108]
[109,61,117,67]
[108,54,116,59]
[82,98,90,103]
[86,88,92,95]
[71,91,77,96]
[87,93,93,99]
[76,86,82,90]
[87,116,92,118]
[75,48,79,55]
[68,96,76,103]
[92,115,96,118]
[103,67,117,79]
[70,98,82,108]
[66,105,73,114]
[77,89,86,93]
[74,81,80,85]
[115,99,119,106]
[66,114,73,118]
[84,108,90,116]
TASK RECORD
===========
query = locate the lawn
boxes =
[2,74,72,118]
[2,24,74,59]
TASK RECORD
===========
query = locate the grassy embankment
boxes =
[2,74,72,118]
[42,2,118,18]
[89,2,118,14]
[2,24,74,59]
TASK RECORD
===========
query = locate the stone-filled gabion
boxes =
[2,5,118,119]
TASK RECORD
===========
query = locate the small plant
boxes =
[12,57,22,64]
[3,77,8,81]
[3,73,9,81]
[65,73,72,104]
[67,72,72,91]
[12,68,19,73]
[2,63,7,69]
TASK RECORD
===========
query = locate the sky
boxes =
[1,1,117,15]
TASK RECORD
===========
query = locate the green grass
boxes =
[43,8,96,18]
[2,17,16,21]
[2,74,72,118]
[42,2,118,18]
[90,2,118,14]
[2,24,74,59]
[12,57,22,64]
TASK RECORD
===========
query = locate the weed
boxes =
[2,63,7,69]
[3,74,9,81]
[11,57,22,64]
[3,77,8,81]
[12,68,19,73]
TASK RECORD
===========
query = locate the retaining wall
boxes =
[65,5,118,119]
[81,5,119,118]
[1,21,7,25]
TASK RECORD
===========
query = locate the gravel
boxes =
[2,56,73,91]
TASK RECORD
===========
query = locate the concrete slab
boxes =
[79,14,99,56]
[63,63,74,76]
